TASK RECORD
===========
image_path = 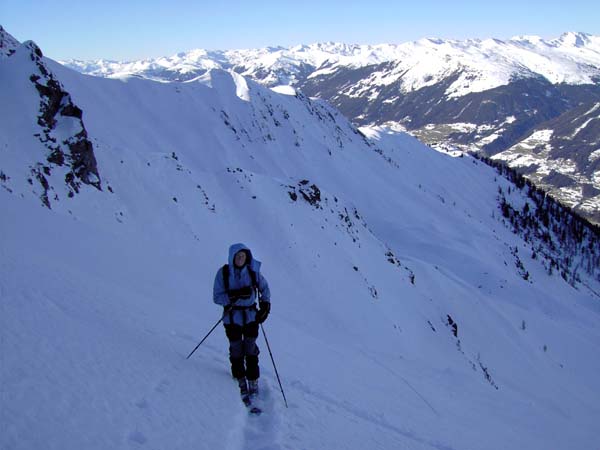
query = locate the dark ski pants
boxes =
[224,321,260,381]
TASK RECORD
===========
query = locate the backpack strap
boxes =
[247,267,259,298]
[222,264,230,292]
[222,264,259,295]
[222,264,233,324]
[222,264,260,325]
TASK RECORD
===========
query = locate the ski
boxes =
[242,395,262,415]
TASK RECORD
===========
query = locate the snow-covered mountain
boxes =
[60,41,417,85]
[58,30,600,224]
[60,32,600,93]
[2,29,600,450]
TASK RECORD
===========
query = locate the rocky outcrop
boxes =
[22,40,101,206]
[0,25,19,58]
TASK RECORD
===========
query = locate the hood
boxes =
[228,243,261,272]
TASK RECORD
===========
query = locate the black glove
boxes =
[256,301,270,324]
[223,303,233,314]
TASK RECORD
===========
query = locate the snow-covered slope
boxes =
[57,30,600,224]
[2,36,600,450]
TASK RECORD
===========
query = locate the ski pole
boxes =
[186,317,223,360]
[260,323,288,408]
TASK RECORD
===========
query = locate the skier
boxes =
[213,243,271,402]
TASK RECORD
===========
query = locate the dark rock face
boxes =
[0,25,20,58]
[288,180,322,209]
[22,40,101,205]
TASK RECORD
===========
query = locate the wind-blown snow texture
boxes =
[2,34,600,450]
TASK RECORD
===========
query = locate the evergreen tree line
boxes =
[476,155,600,290]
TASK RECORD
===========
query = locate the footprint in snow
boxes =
[128,430,147,445]
[135,398,149,409]
[155,378,170,394]
[239,381,283,450]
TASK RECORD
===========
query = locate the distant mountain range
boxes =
[58,31,600,223]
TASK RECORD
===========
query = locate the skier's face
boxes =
[234,251,247,268]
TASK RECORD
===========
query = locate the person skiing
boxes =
[213,243,271,401]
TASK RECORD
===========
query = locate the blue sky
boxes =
[2,0,598,60]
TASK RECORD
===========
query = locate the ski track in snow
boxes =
[226,383,283,450]
[289,379,455,450]
[357,349,440,417]
[125,328,288,450]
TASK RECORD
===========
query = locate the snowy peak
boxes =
[59,32,600,94]
[551,31,594,48]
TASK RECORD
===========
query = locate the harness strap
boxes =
[223,264,230,291]
[222,264,260,299]
[231,305,258,310]
[223,263,259,326]
[231,304,257,326]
